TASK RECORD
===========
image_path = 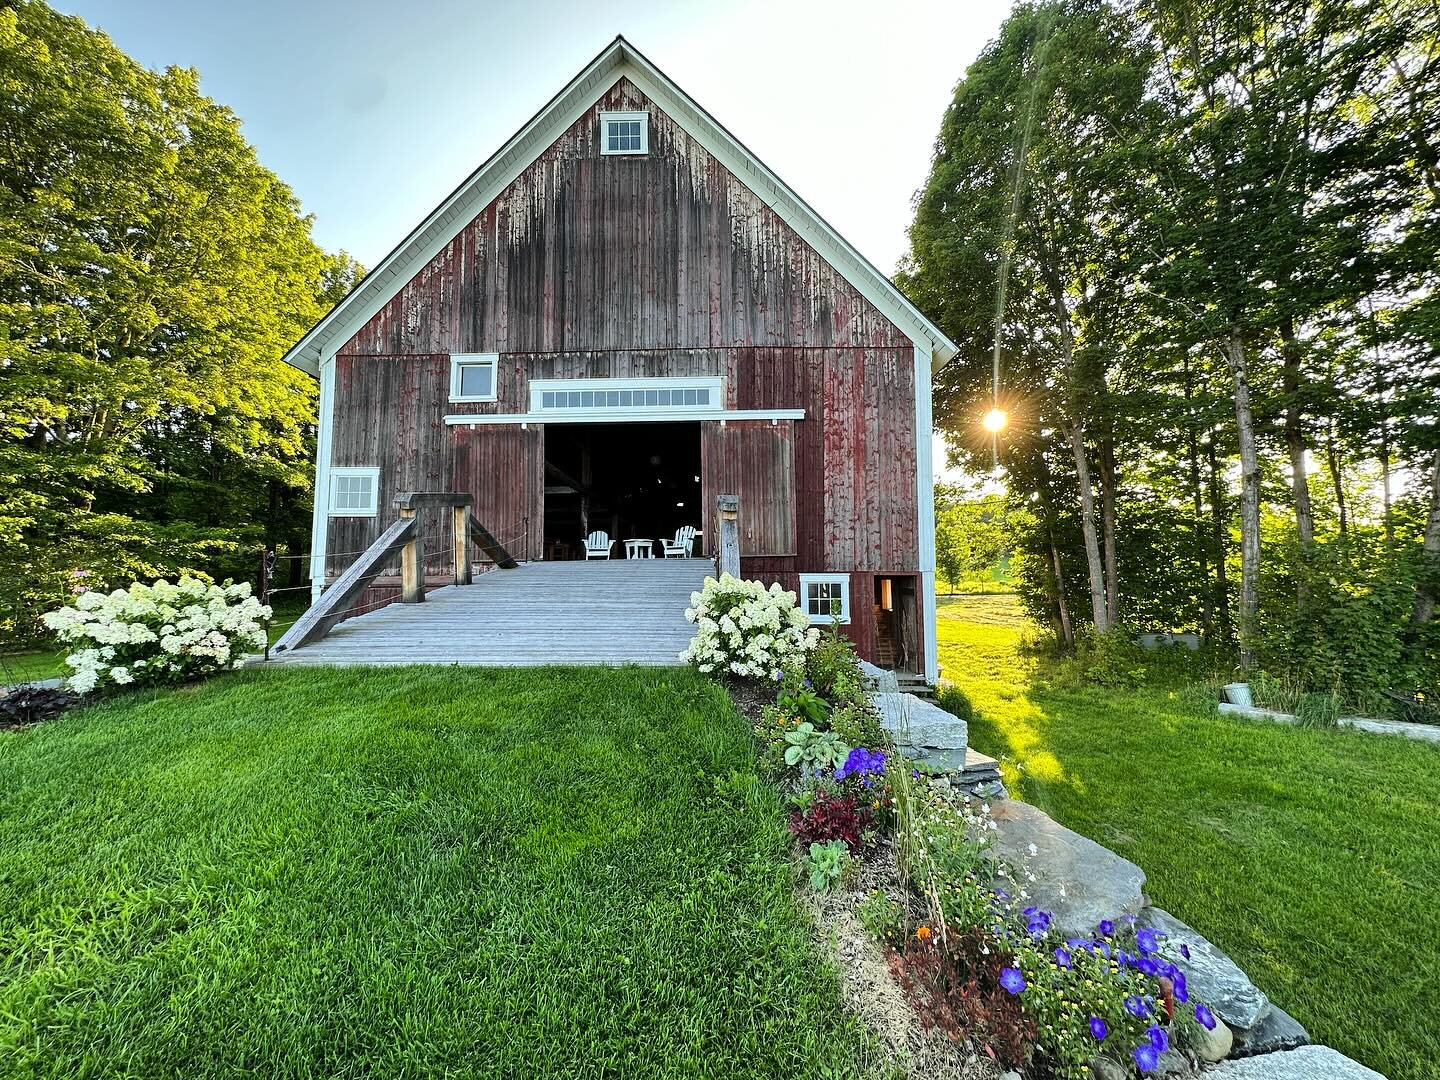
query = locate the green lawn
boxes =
[0,666,879,1079]
[938,596,1440,1080]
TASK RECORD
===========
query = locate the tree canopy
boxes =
[0,1,360,643]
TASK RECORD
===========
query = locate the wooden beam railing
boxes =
[271,491,519,655]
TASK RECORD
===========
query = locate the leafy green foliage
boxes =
[855,890,905,948]
[782,722,849,771]
[804,839,853,893]
[0,2,361,646]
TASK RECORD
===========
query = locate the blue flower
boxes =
[1195,1003,1217,1031]
[773,669,785,682]
[1136,956,1160,977]
[1136,927,1162,955]
[1134,1043,1159,1072]
[1054,947,1072,970]
[1148,1025,1169,1053]
[1172,971,1189,1003]
[999,966,1026,994]
[1179,942,1191,960]
[1097,919,1115,936]
[1095,941,1112,960]
[1089,1016,1108,1041]
[1124,995,1150,1018]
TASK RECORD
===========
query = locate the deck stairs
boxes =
[272,559,711,667]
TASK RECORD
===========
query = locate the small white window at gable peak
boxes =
[600,112,648,156]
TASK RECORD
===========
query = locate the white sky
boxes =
[60,0,1008,480]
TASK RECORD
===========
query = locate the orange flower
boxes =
[915,925,932,942]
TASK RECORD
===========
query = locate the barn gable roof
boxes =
[280,35,958,376]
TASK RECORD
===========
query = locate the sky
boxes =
[58,0,1012,477]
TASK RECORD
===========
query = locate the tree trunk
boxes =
[1222,326,1261,669]
[1279,319,1315,551]
[1049,535,1075,646]
[1326,419,1348,538]
[1380,422,1394,545]
[1409,448,1440,631]
[1066,422,1110,634]
[1183,357,1212,635]
[1207,432,1231,637]
[1099,434,1120,624]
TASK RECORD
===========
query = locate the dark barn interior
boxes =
[542,422,701,559]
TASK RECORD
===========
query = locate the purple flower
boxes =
[1097,919,1115,936]
[773,669,785,682]
[1136,956,1160,977]
[1172,971,1189,1003]
[1023,907,1051,937]
[1089,1016,1109,1041]
[1147,1025,1169,1053]
[1179,943,1191,960]
[1134,1043,1159,1072]
[1195,1003,1217,1031]
[1095,941,1112,960]
[998,966,1026,994]
[1124,995,1150,1019]
[1136,927,1162,955]
[1054,947,1072,969]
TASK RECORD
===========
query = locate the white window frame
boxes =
[800,573,851,625]
[449,353,499,403]
[328,467,380,518]
[599,111,648,156]
[528,376,725,418]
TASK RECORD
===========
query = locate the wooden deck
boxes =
[269,559,711,666]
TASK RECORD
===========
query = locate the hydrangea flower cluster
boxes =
[679,574,820,679]
[42,577,270,694]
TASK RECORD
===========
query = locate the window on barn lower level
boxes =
[450,354,498,403]
[600,112,648,155]
[329,467,379,517]
[800,574,851,625]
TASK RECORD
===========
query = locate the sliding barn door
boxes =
[700,420,797,557]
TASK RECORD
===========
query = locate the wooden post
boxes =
[717,494,740,579]
[453,504,471,585]
[399,506,424,603]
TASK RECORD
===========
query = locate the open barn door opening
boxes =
[542,422,701,560]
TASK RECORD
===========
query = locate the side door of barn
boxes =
[699,420,796,562]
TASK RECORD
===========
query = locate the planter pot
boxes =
[1222,682,1253,708]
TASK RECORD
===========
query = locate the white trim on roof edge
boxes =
[278,36,958,378]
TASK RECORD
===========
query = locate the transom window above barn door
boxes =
[529,376,724,417]
[449,354,498,403]
[799,574,851,625]
[328,467,380,517]
[599,111,648,155]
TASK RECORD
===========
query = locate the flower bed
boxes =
[685,584,1225,1079]
[42,578,270,694]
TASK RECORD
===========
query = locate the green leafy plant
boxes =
[829,701,890,751]
[1295,691,1342,729]
[805,839,852,893]
[856,889,905,947]
[776,683,830,726]
[783,723,850,771]
[805,626,868,706]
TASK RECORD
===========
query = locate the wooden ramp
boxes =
[270,559,711,667]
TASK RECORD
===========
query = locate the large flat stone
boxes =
[874,691,968,770]
[1136,906,1271,1030]
[985,799,1145,939]
[1232,1004,1310,1057]
[857,659,900,692]
[1203,1046,1385,1079]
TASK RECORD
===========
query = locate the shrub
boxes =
[935,685,974,723]
[0,685,79,728]
[42,578,270,694]
[790,791,871,853]
[805,839,853,893]
[829,701,891,751]
[805,627,868,705]
[1049,627,1149,689]
[680,574,819,680]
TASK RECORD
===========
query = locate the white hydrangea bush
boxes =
[41,578,271,694]
[679,573,819,679]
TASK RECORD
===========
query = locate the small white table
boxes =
[624,538,654,559]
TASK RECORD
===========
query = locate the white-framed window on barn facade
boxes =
[529,376,723,416]
[329,467,380,517]
[450,353,498,403]
[800,573,850,625]
[600,111,648,155]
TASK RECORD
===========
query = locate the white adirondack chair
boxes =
[662,525,698,559]
[583,530,612,559]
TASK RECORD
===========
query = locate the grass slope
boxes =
[0,666,877,1079]
[937,596,1440,1080]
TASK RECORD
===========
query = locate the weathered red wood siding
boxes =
[322,76,924,666]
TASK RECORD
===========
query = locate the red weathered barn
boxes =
[280,37,957,682]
